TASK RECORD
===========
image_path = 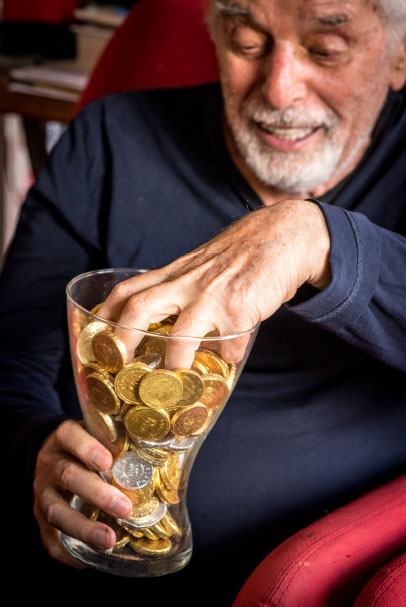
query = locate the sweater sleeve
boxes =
[286,199,406,372]
[0,106,106,524]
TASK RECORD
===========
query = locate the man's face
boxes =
[209,0,405,195]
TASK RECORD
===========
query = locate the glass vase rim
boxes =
[66,268,260,342]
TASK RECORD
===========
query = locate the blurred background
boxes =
[0,1,138,262]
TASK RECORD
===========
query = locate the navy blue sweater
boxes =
[0,84,405,603]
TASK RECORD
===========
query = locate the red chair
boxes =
[78,0,219,111]
[232,475,406,607]
[78,2,406,605]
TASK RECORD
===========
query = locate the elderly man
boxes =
[0,0,405,603]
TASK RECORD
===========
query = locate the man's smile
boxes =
[254,121,323,151]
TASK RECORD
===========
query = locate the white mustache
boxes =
[244,104,338,130]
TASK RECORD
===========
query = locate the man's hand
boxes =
[98,199,331,369]
[33,419,133,568]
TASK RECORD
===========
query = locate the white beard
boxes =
[223,94,368,195]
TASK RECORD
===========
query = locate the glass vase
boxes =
[60,268,259,577]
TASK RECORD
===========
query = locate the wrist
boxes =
[302,199,331,290]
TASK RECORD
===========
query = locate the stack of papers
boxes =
[8,65,89,102]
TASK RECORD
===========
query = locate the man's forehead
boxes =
[213,0,367,17]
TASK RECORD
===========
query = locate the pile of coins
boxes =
[72,308,237,558]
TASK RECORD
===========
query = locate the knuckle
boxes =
[44,501,62,527]
[59,460,77,488]
[111,281,131,299]
[97,487,116,510]
[55,419,75,444]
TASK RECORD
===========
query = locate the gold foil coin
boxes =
[151,521,172,539]
[130,537,172,556]
[130,443,168,467]
[200,373,229,409]
[92,329,128,373]
[125,406,170,442]
[129,496,160,520]
[141,527,160,541]
[227,363,238,389]
[194,349,229,379]
[171,403,208,436]
[191,359,209,375]
[155,481,180,505]
[114,362,151,404]
[175,368,204,406]
[162,511,182,537]
[83,362,111,380]
[83,406,130,459]
[86,372,121,415]
[160,453,182,491]
[138,370,183,409]
[77,321,107,365]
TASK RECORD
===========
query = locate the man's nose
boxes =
[261,42,308,109]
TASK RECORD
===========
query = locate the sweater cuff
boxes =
[286,200,381,325]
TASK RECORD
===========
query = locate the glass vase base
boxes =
[60,532,192,578]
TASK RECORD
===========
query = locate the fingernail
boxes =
[112,495,132,517]
[92,452,108,470]
[92,527,111,549]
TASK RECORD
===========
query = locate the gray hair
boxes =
[376,1,406,42]
[377,0,406,23]
[210,1,406,38]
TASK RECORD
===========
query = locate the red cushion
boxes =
[232,475,406,607]
[353,553,406,607]
[78,0,219,111]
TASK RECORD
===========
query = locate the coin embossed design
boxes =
[138,370,183,409]
[171,403,208,436]
[125,406,170,441]
[115,362,151,404]
[86,372,121,415]
[175,368,204,406]
[200,373,229,409]
[92,329,127,373]
[112,451,153,490]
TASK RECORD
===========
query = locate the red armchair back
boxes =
[78,0,219,111]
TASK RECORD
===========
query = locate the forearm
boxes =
[287,201,406,371]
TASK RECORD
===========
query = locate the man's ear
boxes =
[389,37,406,91]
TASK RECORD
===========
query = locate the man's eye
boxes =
[231,27,267,58]
[309,47,343,62]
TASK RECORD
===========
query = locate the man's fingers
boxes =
[55,419,113,472]
[39,486,116,551]
[113,282,184,361]
[165,304,217,370]
[53,455,132,519]
[97,269,167,322]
